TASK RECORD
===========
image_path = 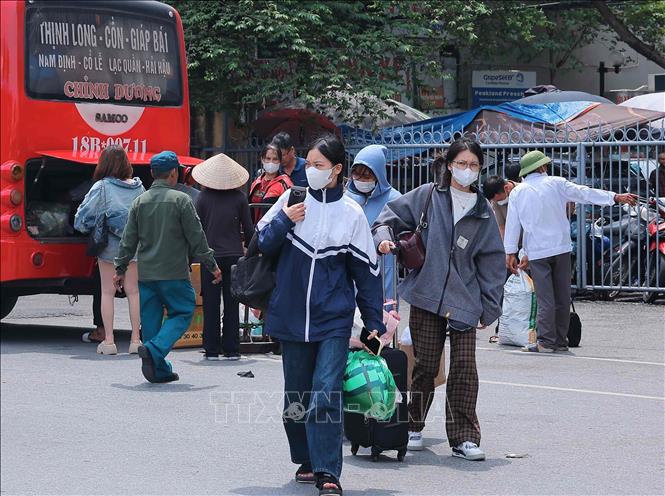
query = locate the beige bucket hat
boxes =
[191,153,249,190]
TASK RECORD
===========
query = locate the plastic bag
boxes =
[498,270,537,347]
[239,304,263,337]
[343,350,397,421]
[400,326,413,346]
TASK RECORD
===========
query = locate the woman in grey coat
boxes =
[75,146,145,355]
[373,138,504,461]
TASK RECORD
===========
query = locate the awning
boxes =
[37,150,203,166]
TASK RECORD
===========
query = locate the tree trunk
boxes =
[592,0,665,69]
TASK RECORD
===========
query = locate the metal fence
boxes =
[222,120,665,297]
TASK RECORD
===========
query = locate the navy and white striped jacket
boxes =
[257,183,386,342]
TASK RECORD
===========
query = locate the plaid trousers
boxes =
[408,305,481,447]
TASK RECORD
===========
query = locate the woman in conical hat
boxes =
[193,153,254,361]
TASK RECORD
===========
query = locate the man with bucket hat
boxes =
[504,150,636,353]
[114,151,221,383]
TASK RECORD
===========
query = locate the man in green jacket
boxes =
[114,151,221,383]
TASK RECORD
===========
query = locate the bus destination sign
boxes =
[25,6,182,106]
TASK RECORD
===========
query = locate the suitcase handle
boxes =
[380,254,400,349]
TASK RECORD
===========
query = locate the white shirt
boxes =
[504,173,615,261]
[450,186,477,225]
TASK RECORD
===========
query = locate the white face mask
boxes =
[496,198,509,206]
[450,167,479,187]
[354,179,376,194]
[306,166,335,190]
[262,162,280,174]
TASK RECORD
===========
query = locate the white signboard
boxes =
[472,70,536,106]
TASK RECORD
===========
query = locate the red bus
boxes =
[1,0,200,318]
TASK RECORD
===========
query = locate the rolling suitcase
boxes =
[345,255,409,462]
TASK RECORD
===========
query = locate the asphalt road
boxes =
[1,295,664,496]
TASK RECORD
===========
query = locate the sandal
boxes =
[81,331,103,343]
[316,473,343,495]
[295,463,315,484]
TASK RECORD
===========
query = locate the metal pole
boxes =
[599,61,606,97]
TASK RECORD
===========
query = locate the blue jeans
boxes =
[139,280,195,380]
[281,337,349,480]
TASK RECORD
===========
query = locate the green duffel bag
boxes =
[343,350,397,421]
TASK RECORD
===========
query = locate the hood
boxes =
[104,177,144,189]
[348,145,392,199]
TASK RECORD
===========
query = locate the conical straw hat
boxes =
[191,153,249,190]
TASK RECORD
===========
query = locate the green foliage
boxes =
[171,0,665,122]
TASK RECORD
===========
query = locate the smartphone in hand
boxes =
[287,186,307,207]
[360,327,382,356]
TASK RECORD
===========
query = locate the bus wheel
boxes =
[1,295,18,319]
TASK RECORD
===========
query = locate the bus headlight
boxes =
[9,214,22,232]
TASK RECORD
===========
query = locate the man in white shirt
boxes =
[504,151,636,353]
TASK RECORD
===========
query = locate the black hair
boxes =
[483,175,506,201]
[308,133,345,166]
[270,131,294,151]
[505,163,521,182]
[440,138,484,187]
[260,143,282,162]
[152,168,174,180]
[430,156,445,182]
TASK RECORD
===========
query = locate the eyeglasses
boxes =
[451,160,481,171]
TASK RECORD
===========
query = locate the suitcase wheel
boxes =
[371,447,381,462]
[351,444,359,456]
[397,448,407,462]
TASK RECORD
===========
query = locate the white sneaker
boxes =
[407,431,423,451]
[452,441,486,461]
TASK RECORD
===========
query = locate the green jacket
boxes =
[115,180,217,281]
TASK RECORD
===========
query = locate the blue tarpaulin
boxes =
[341,101,598,146]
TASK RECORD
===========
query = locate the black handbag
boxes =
[568,301,582,347]
[86,181,109,257]
[230,233,276,311]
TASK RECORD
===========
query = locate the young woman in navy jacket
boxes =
[257,134,386,495]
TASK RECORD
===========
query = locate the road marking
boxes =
[480,379,665,401]
[475,346,665,367]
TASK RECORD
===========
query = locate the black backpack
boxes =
[230,233,275,311]
[568,301,582,347]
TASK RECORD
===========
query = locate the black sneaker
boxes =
[137,345,157,383]
[154,373,180,383]
[223,352,241,361]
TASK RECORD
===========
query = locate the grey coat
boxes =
[372,183,505,328]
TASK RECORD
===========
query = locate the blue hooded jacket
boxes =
[345,145,402,299]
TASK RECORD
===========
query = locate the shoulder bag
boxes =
[86,180,109,257]
[396,183,436,270]
[230,232,276,311]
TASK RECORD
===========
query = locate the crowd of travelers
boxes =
[73,130,645,495]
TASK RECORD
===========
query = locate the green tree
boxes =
[172,0,664,128]
[171,0,448,125]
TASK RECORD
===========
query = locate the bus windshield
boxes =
[25,3,182,107]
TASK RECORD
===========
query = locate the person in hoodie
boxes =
[257,133,386,496]
[75,145,145,355]
[345,145,401,299]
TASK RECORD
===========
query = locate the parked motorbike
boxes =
[642,197,665,303]
[602,197,665,301]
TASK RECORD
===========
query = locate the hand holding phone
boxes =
[360,327,383,356]
[287,186,307,207]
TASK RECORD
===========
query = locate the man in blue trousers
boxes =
[114,151,221,383]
